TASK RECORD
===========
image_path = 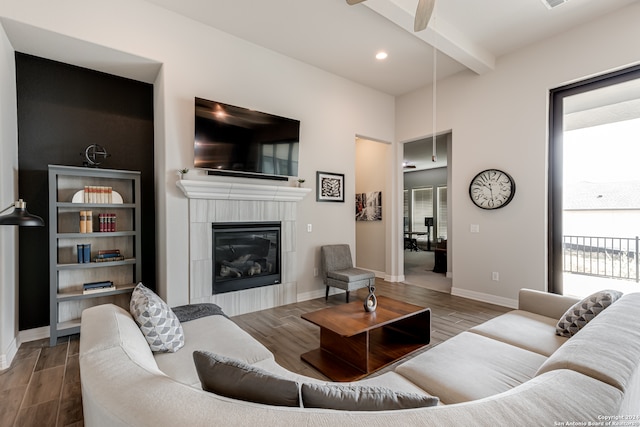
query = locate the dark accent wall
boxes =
[16,53,155,330]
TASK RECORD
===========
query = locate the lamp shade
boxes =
[0,199,45,227]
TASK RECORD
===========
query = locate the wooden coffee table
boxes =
[301,295,431,381]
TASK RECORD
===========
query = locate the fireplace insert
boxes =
[212,222,281,294]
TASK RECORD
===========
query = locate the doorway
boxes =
[402,134,452,292]
[549,65,640,297]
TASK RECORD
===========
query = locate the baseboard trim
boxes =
[0,336,18,370]
[19,326,49,343]
[451,287,518,309]
[297,288,329,302]
[384,274,404,283]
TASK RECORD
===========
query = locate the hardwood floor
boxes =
[0,280,511,426]
[233,280,511,381]
[0,335,82,427]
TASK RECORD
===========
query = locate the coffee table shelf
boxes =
[301,295,431,381]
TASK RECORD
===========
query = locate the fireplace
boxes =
[212,222,281,294]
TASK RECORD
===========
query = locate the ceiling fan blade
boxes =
[346,0,366,5]
[414,0,435,32]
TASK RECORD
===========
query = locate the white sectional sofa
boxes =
[79,289,640,426]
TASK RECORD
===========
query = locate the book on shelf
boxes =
[76,244,91,263]
[98,213,116,232]
[83,285,116,295]
[98,249,121,255]
[93,255,125,262]
[82,280,114,294]
[83,280,114,290]
[84,185,113,204]
[79,211,93,233]
[94,249,123,262]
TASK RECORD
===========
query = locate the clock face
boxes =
[469,169,515,210]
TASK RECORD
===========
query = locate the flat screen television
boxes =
[194,97,300,180]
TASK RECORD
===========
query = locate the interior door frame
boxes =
[548,64,640,294]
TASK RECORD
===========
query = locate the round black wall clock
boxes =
[469,169,516,210]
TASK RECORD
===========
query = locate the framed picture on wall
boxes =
[356,192,382,221]
[316,171,344,202]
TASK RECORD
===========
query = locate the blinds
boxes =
[403,190,409,231]
[412,188,433,233]
[437,186,448,240]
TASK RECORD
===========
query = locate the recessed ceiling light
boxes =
[375,51,388,60]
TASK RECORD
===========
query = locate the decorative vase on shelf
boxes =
[364,284,377,312]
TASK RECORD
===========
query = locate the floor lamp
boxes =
[0,199,45,227]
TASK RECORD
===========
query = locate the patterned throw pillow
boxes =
[556,290,623,338]
[130,283,185,352]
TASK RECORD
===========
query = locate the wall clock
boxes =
[469,169,516,210]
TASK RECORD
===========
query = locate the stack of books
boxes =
[98,213,117,232]
[77,244,91,263]
[84,186,114,203]
[79,211,93,233]
[82,281,115,295]
[94,249,125,263]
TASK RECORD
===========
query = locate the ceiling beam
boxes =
[364,0,495,74]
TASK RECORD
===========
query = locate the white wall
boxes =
[0,0,395,359]
[396,2,640,307]
[0,23,18,368]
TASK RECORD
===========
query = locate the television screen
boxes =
[194,97,300,178]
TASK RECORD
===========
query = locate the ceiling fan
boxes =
[347,0,435,32]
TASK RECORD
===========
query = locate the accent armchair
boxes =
[320,244,375,302]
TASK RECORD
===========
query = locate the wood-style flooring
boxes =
[0,280,511,426]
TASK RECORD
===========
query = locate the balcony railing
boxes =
[563,235,640,282]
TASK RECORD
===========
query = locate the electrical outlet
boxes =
[307,223,312,232]
[492,272,499,281]
[470,224,480,233]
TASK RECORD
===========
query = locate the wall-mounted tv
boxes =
[194,97,300,180]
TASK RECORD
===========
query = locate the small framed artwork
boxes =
[356,191,382,221]
[316,171,345,202]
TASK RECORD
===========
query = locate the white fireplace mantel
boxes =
[176,179,311,202]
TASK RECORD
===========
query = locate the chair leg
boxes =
[346,291,350,303]
[325,286,329,301]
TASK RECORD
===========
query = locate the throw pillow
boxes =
[300,383,439,411]
[556,289,623,338]
[130,283,185,352]
[193,351,300,407]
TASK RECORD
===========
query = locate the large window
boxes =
[549,64,640,295]
[412,187,433,235]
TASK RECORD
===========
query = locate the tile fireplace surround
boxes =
[177,179,311,316]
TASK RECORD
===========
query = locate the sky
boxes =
[564,117,640,185]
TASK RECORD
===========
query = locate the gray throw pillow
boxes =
[193,351,300,407]
[130,283,185,352]
[300,383,439,411]
[556,289,623,338]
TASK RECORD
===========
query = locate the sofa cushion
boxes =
[556,289,623,337]
[395,332,547,404]
[300,383,438,411]
[129,283,185,353]
[193,350,300,407]
[469,310,568,356]
[537,293,640,392]
[155,313,274,387]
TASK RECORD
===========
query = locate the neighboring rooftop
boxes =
[564,181,640,210]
